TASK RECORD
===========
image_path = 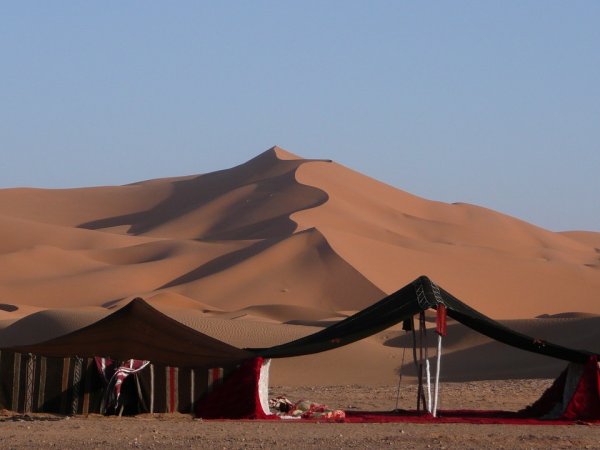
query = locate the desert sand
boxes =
[0,146,598,386]
[1,380,599,449]
[1,146,599,447]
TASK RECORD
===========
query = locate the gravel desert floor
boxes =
[1,380,598,449]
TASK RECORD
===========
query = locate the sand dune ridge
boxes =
[0,146,598,383]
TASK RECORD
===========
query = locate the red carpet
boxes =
[343,409,599,425]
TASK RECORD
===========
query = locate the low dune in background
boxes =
[0,146,598,384]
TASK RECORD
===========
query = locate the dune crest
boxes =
[0,146,598,383]
[0,146,598,315]
[291,159,600,318]
[74,147,330,240]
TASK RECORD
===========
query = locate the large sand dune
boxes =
[0,146,598,383]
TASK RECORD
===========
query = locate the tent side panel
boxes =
[0,352,105,414]
[192,367,209,412]
[2,352,261,416]
[134,363,236,414]
[520,356,600,421]
[76,357,105,414]
[175,366,191,414]
[562,356,600,420]
[0,350,16,411]
[195,357,270,419]
[39,355,67,413]
[519,363,571,418]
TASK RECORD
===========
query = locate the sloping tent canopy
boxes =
[7,277,595,367]
[250,276,597,363]
[244,276,599,422]
[8,297,253,368]
[1,277,598,421]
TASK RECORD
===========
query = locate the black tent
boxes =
[1,276,598,420]
[0,299,253,415]
[249,276,596,363]
[246,276,599,421]
[9,297,252,368]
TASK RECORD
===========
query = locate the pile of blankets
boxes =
[269,396,345,421]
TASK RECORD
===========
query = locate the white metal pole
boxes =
[433,334,442,417]
[425,358,432,413]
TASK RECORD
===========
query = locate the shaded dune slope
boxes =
[388,316,600,381]
[292,161,600,318]
[1,145,597,316]
[0,147,365,312]
[160,227,384,311]
[79,147,330,240]
[0,307,108,347]
[0,146,598,383]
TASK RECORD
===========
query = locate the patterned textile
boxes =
[289,400,345,421]
[269,395,294,413]
[520,355,600,420]
[95,358,149,412]
[0,351,104,415]
[195,358,272,419]
[136,362,232,414]
[1,350,234,416]
[436,303,447,336]
[269,396,345,421]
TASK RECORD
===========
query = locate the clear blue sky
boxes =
[1,2,598,231]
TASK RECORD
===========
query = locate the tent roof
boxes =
[8,298,253,368]
[5,277,596,368]
[250,276,598,364]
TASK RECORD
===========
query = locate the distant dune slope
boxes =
[0,146,598,316]
[292,160,600,318]
[0,146,599,383]
[559,230,600,249]
[159,227,384,312]
[76,149,329,241]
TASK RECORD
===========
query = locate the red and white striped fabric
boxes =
[95,357,149,410]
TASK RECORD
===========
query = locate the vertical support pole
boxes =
[71,356,83,415]
[190,368,195,414]
[150,364,154,414]
[25,354,35,414]
[433,302,446,418]
[425,358,432,413]
[433,334,442,417]
[412,318,422,412]
[419,312,428,412]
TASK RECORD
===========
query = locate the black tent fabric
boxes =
[249,280,423,358]
[5,278,595,367]
[433,280,596,364]
[1,276,598,420]
[0,351,105,415]
[0,350,245,415]
[250,276,597,363]
[8,298,253,369]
